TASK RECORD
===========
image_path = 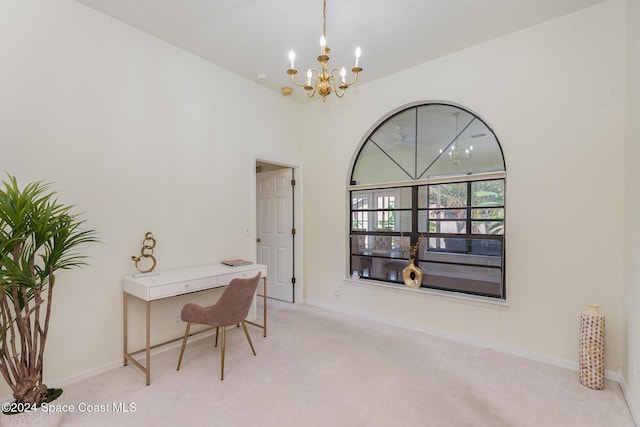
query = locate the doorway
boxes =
[256,161,296,302]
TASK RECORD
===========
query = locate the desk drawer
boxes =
[148,276,218,300]
[217,267,266,286]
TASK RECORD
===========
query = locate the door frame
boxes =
[251,155,303,303]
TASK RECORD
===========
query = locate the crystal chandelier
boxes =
[286,0,363,101]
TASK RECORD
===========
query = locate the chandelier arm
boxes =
[344,69,361,87]
[289,69,321,88]
[325,74,344,97]
[289,73,308,88]
[306,86,317,98]
[328,69,346,93]
[328,67,361,88]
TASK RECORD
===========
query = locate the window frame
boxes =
[348,102,506,299]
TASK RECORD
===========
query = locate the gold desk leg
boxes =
[122,293,153,385]
[145,300,151,386]
[123,293,128,366]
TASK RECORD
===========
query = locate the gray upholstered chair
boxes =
[176,272,261,380]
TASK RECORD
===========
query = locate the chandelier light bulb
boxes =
[320,35,326,51]
[355,46,361,67]
[340,67,346,84]
[306,69,312,85]
[288,51,295,69]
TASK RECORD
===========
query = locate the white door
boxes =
[256,168,294,302]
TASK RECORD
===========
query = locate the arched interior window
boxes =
[349,103,506,299]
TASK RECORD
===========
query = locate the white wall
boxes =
[0,0,301,396]
[624,0,640,420]
[302,0,627,376]
[1,0,636,417]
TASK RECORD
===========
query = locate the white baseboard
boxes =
[304,300,623,382]
[620,379,640,426]
[1,329,217,403]
[55,329,217,388]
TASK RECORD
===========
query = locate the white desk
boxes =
[123,263,268,385]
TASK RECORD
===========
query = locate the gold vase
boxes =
[402,259,422,288]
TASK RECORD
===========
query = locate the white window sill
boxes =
[345,277,510,310]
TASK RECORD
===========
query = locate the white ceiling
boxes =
[74,0,605,97]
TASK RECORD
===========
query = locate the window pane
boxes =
[351,194,370,231]
[469,238,503,255]
[433,208,468,219]
[472,221,504,236]
[352,140,414,185]
[351,188,413,232]
[351,196,369,210]
[392,235,412,258]
[352,211,369,231]
[428,220,467,234]
[425,236,503,255]
[421,262,502,297]
[418,211,430,233]
[471,208,503,219]
[350,211,411,232]
[420,246,501,266]
[376,187,412,209]
[351,255,410,282]
[368,109,418,179]
[429,183,467,208]
[419,111,505,178]
[376,211,394,231]
[472,179,504,207]
[351,234,412,282]
[427,236,469,252]
[351,234,410,254]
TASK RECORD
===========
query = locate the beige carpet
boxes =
[59,300,634,426]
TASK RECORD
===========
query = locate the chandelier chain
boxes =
[323,0,327,39]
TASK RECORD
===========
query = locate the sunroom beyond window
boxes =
[349,103,506,299]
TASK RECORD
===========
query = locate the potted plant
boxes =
[0,174,98,422]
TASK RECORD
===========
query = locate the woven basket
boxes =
[579,304,605,390]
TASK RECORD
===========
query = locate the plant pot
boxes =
[402,259,423,288]
[0,389,64,427]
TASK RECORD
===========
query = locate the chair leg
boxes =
[220,326,225,380]
[176,322,192,371]
[241,321,256,356]
[215,326,219,348]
